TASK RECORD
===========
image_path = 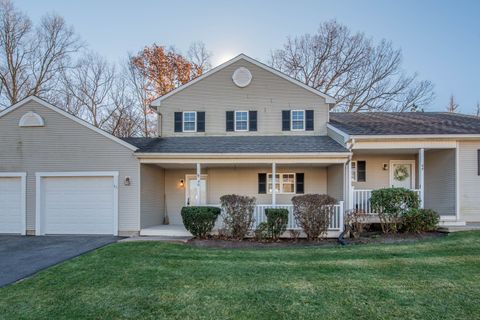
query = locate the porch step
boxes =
[438,223,480,233]
[140,224,193,237]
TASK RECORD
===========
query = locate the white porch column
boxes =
[418,148,425,208]
[272,162,276,206]
[347,160,354,210]
[196,163,201,205]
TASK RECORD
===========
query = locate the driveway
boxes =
[0,235,119,287]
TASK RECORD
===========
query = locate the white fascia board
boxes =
[150,53,335,107]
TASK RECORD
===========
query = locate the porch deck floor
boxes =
[140,224,193,238]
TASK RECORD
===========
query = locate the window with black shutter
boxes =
[249,111,257,131]
[197,112,205,132]
[282,110,290,131]
[296,173,304,194]
[305,110,314,131]
[357,160,366,182]
[226,111,234,131]
[258,173,267,194]
[174,112,182,132]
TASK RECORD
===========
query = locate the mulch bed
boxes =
[186,232,446,249]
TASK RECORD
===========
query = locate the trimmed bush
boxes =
[181,206,221,239]
[292,194,337,241]
[264,208,289,240]
[403,208,439,233]
[345,209,369,239]
[370,188,420,234]
[220,194,256,240]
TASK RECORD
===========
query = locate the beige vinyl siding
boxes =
[140,164,165,228]
[424,149,456,216]
[458,141,480,222]
[0,100,140,233]
[159,59,329,137]
[327,127,347,147]
[163,166,328,225]
[352,154,417,190]
[327,164,344,201]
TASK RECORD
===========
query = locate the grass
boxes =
[1,232,480,320]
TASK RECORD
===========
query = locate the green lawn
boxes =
[1,233,480,320]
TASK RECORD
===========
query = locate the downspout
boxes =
[338,138,355,245]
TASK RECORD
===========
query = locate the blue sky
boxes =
[16,0,480,113]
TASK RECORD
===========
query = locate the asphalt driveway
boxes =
[0,235,119,287]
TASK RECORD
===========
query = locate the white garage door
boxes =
[39,174,117,235]
[0,175,25,234]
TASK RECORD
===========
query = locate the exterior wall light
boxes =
[180,179,184,188]
[124,176,131,186]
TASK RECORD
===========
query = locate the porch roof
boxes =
[329,112,480,135]
[123,135,349,154]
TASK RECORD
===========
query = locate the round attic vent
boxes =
[232,67,252,87]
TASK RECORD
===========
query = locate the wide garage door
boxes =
[0,174,26,234]
[38,173,117,235]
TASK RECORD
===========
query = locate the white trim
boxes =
[326,123,350,143]
[351,160,357,182]
[234,110,249,132]
[150,54,336,107]
[0,172,27,235]
[35,171,119,236]
[455,142,460,220]
[185,174,208,206]
[346,133,480,140]
[290,110,306,131]
[0,96,137,151]
[182,111,197,132]
[418,148,425,208]
[389,160,416,189]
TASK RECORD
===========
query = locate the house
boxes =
[0,54,479,237]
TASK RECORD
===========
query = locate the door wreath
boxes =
[393,165,409,181]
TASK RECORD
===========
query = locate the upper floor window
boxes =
[235,111,248,131]
[183,111,197,132]
[291,110,305,131]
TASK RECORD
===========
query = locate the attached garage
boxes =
[0,173,26,235]
[36,172,118,235]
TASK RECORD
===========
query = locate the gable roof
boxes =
[122,135,349,154]
[329,112,480,136]
[150,54,336,108]
[0,96,138,151]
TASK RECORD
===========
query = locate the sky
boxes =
[15,0,480,113]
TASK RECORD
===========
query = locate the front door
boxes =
[185,175,207,206]
[390,160,415,189]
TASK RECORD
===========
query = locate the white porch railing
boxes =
[212,202,344,231]
[353,189,421,214]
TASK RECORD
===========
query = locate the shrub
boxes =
[403,208,439,233]
[345,209,369,239]
[370,188,420,234]
[264,208,289,240]
[220,194,256,240]
[291,194,337,241]
[181,206,221,239]
[254,222,268,241]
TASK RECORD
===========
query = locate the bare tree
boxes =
[0,0,81,108]
[270,20,434,112]
[446,95,459,113]
[188,41,212,72]
[474,101,480,117]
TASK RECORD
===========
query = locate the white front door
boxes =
[185,175,207,206]
[390,160,416,189]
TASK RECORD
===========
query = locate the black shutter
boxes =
[197,112,205,132]
[174,112,182,132]
[478,150,480,176]
[249,111,257,131]
[306,110,314,131]
[226,111,234,131]
[296,173,304,194]
[258,173,267,194]
[282,110,290,131]
[357,161,366,182]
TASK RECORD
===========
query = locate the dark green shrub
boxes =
[181,206,221,239]
[220,194,256,240]
[370,188,420,234]
[264,208,289,240]
[403,208,439,233]
[292,194,337,240]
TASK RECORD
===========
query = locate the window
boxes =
[235,111,248,131]
[291,110,305,130]
[351,161,366,182]
[268,173,296,194]
[183,111,196,132]
[351,161,357,182]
